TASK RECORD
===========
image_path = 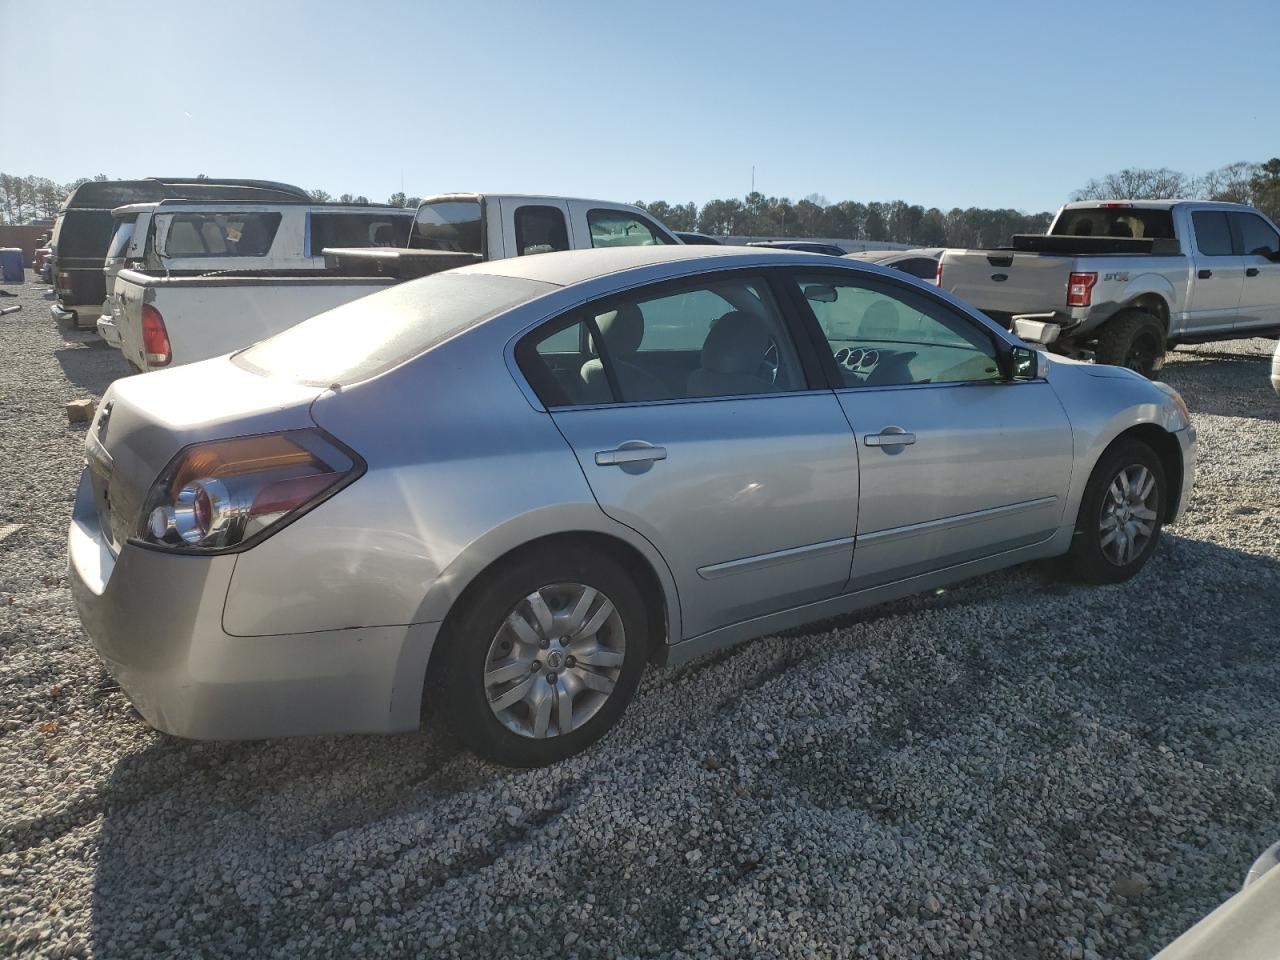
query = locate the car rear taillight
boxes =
[137,430,362,553]
[1067,272,1098,307]
[934,260,943,286]
[141,304,171,366]
[57,271,71,292]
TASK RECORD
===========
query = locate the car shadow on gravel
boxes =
[54,345,130,397]
[83,537,1280,959]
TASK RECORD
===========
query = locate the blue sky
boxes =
[3,0,1276,213]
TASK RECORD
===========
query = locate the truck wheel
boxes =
[1062,438,1166,584]
[1093,310,1166,378]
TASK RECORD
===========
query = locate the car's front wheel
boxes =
[431,545,651,766]
[1064,438,1167,584]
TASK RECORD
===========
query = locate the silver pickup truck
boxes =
[938,200,1280,376]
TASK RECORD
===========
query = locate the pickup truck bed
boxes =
[116,269,396,372]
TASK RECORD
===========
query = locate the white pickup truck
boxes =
[112,200,414,370]
[118,193,679,372]
[937,200,1280,376]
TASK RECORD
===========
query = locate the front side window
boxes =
[413,199,482,254]
[514,205,570,256]
[309,213,411,254]
[161,212,282,258]
[519,276,805,406]
[1192,211,1234,257]
[587,209,675,248]
[1233,213,1280,259]
[795,273,1001,388]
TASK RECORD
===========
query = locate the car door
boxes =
[1185,210,1245,334]
[1230,211,1280,332]
[784,269,1074,592]
[516,270,860,640]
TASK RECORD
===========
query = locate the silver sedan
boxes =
[68,246,1196,766]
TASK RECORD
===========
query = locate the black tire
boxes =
[1093,310,1166,378]
[430,545,651,767]
[1063,438,1166,584]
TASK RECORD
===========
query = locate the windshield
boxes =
[1051,207,1175,240]
[412,199,482,254]
[234,271,553,386]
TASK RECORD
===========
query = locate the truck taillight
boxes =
[57,271,71,292]
[934,260,943,286]
[1067,272,1098,307]
[141,304,171,366]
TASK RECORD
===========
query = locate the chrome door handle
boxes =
[595,442,667,466]
[863,430,916,447]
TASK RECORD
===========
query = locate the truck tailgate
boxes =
[116,270,397,371]
[941,251,1072,319]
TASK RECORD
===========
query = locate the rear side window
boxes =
[514,205,570,256]
[1192,212,1234,256]
[235,272,552,386]
[1233,213,1280,258]
[105,220,136,259]
[309,213,411,254]
[161,212,282,258]
[587,209,676,248]
[413,200,482,254]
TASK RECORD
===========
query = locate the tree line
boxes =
[4,159,1278,247]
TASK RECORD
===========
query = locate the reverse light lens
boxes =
[137,430,361,552]
[1066,271,1098,307]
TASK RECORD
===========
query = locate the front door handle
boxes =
[1198,269,1213,279]
[864,429,916,448]
[1247,267,1261,277]
[595,442,667,466]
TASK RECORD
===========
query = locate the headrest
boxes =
[702,312,771,374]
[595,304,644,355]
[861,299,900,337]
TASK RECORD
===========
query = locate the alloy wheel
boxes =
[1098,464,1160,565]
[483,583,626,739]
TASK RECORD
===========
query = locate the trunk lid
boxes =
[85,357,322,553]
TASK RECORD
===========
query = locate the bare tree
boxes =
[1071,167,1194,201]
[1198,161,1258,204]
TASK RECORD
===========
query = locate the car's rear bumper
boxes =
[67,468,437,740]
[95,313,123,348]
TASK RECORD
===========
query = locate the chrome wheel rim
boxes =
[1098,464,1159,566]
[484,583,625,739]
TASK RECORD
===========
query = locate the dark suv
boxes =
[50,178,309,329]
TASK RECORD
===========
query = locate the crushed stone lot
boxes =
[1,278,1278,960]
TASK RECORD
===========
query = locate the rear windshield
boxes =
[52,209,117,258]
[1051,207,1175,240]
[309,212,412,254]
[234,271,553,386]
[412,199,482,254]
[105,219,136,260]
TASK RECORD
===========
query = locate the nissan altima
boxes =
[68,246,1195,765]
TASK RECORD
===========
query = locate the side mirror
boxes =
[1010,345,1039,380]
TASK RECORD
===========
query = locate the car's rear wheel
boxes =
[1093,310,1166,378]
[1064,438,1166,584]
[431,546,650,766]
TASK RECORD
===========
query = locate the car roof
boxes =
[422,192,647,208]
[462,244,888,287]
[1059,199,1257,212]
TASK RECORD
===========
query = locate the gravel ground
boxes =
[1,278,1278,959]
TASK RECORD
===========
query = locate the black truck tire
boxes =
[1092,310,1166,378]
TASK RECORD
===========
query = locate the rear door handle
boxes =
[1247,267,1260,277]
[595,442,667,466]
[1198,269,1213,279]
[864,430,916,448]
